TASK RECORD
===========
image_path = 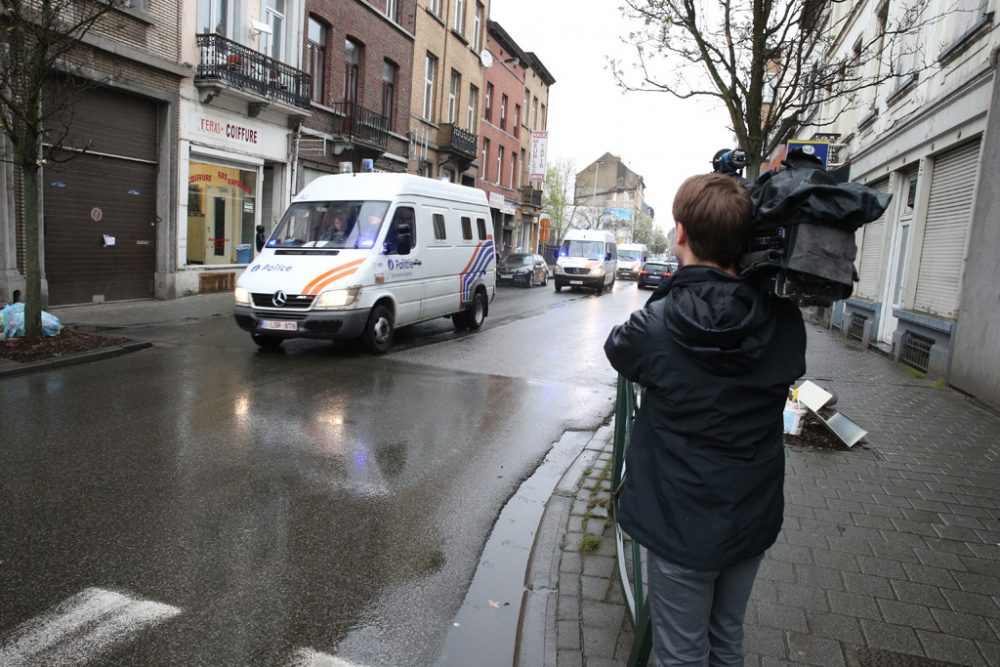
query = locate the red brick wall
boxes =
[479,30,525,201]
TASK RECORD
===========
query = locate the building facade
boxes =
[794,0,997,404]
[573,153,647,241]
[407,0,489,187]
[0,1,188,306]
[518,52,554,254]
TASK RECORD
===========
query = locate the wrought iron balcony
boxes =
[196,33,311,110]
[438,123,478,160]
[520,185,543,207]
[332,101,389,150]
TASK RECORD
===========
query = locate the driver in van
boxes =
[316,209,351,243]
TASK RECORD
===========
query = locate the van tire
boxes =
[251,333,283,349]
[554,283,562,292]
[460,289,487,330]
[596,281,605,296]
[362,304,394,354]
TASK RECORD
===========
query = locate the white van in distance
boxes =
[616,242,649,280]
[234,174,496,353]
[552,229,618,294]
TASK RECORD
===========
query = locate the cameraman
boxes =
[604,173,805,667]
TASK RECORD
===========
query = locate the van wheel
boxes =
[542,272,548,286]
[252,333,283,349]
[555,283,562,292]
[362,304,394,354]
[596,281,605,296]
[460,290,487,330]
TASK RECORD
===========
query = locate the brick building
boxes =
[518,51,554,253]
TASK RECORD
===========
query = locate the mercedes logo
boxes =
[273,290,287,307]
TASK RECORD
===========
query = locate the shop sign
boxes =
[488,192,506,209]
[187,106,287,160]
[529,131,548,182]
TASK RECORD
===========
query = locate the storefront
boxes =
[173,101,293,295]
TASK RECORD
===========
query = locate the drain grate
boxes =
[847,313,866,341]
[899,332,933,373]
[856,648,965,667]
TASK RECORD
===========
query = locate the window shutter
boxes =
[856,178,890,299]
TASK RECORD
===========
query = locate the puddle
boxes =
[435,431,591,666]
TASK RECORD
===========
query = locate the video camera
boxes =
[738,149,891,307]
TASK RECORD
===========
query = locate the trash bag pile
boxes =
[741,149,892,307]
[0,303,62,339]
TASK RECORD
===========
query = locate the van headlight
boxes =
[554,264,564,274]
[235,286,251,306]
[314,287,360,309]
[591,267,604,276]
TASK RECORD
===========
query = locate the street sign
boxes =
[786,140,830,168]
[529,131,548,182]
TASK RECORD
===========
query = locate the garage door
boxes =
[42,86,158,305]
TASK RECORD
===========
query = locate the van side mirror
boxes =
[605,252,613,261]
[397,223,412,255]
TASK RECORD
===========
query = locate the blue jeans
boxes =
[647,551,764,667]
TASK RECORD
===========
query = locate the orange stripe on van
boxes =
[459,241,485,274]
[302,258,366,295]
[309,267,361,295]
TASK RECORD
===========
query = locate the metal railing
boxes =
[612,375,653,666]
[195,33,311,110]
[438,123,478,159]
[331,101,389,150]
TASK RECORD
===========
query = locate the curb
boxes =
[0,341,153,380]
[515,423,614,666]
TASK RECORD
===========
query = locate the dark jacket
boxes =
[604,265,806,570]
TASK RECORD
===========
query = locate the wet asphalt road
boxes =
[1,280,649,666]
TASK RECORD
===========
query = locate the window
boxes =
[467,85,479,131]
[198,0,232,35]
[433,213,447,239]
[454,0,465,33]
[531,97,538,130]
[428,0,441,15]
[384,207,416,254]
[473,3,484,51]
[520,148,527,188]
[386,0,398,21]
[382,60,397,130]
[186,161,258,266]
[261,0,285,60]
[511,152,517,189]
[500,94,508,131]
[461,216,473,240]
[344,38,362,104]
[513,104,520,137]
[497,145,504,185]
[423,53,437,120]
[482,138,490,181]
[448,71,460,123]
[484,83,493,122]
[441,167,454,182]
[476,218,487,239]
[540,104,547,130]
[306,17,328,104]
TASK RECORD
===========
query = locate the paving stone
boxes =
[921,536,974,556]
[750,578,779,604]
[900,562,959,589]
[566,515,584,534]
[752,601,807,633]
[891,580,949,609]
[559,571,581,597]
[827,590,883,621]
[777,582,830,612]
[912,547,967,570]
[859,620,924,656]
[806,610,864,644]
[582,554,615,579]
[794,564,845,591]
[928,607,997,641]
[878,529,928,549]
[557,620,581,650]
[580,575,610,601]
[556,649,583,667]
[976,641,1000,666]
[782,529,830,550]
[916,629,986,666]
[876,599,939,631]
[557,594,580,622]
[933,524,982,542]
[851,513,896,531]
[957,556,1000,577]
[743,624,787,659]
[768,542,815,565]
[941,588,1000,619]
[855,555,907,580]
[843,572,894,599]
[757,558,798,583]
[786,632,846,667]
[953,571,1000,595]
[812,550,860,573]
[825,534,875,556]
[581,623,620,660]
[869,542,920,564]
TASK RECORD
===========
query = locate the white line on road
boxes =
[0,587,181,666]
[289,647,370,667]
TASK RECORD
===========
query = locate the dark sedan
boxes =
[637,261,672,289]
[497,253,549,287]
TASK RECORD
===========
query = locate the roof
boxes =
[487,20,529,65]
[526,52,555,86]
[293,173,489,207]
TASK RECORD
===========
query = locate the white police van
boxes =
[553,229,618,294]
[234,173,496,353]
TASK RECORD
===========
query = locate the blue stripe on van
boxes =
[460,240,495,304]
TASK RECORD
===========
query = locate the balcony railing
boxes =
[196,33,311,110]
[332,101,389,150]
[438,123,478,160]
[520,185,543,207]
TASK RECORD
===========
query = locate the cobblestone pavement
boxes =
[535,321,1000,667]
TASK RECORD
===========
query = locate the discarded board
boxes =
[795,380,868,448]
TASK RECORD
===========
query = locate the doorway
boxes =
[879,170,917,347]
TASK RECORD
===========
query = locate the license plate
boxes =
[259,319,297,331]
[500,273,512,278]
[569,280,583,285]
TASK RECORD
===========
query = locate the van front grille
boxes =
[565,267,591,275]
[251,293,315,309]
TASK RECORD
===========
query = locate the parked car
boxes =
[637,261,672,289]
[498,253,548,287]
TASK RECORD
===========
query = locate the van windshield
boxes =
[618,250,643,261]
[268,201,390,250]
[562,240,605,260]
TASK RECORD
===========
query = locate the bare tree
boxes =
[541,157,576,244]
[0,0,126,337]
[613,0,934,176]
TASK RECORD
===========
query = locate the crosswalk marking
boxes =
[0,587,181,666]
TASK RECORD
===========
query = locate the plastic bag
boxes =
[0,303,62,339]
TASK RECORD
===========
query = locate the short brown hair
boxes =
[672,173,752,268]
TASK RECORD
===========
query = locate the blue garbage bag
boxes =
[0,303,62,339]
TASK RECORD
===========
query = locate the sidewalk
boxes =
[525,321,1000,666]
[48,292,236,331]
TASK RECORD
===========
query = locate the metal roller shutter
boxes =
[856,178,889,299]
[914,139,981,318]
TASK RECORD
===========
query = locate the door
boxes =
[879,171,917,346]
[207,196,232,265]
[382,205,423,325]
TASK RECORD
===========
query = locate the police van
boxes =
[552,229,618,294]
[234,173,496,353]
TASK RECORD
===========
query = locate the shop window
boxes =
[186,161,258,265]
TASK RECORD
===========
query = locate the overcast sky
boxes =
[489,0,734,228]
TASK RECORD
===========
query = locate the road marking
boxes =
[289,648,370,667]
[0,587,181,666]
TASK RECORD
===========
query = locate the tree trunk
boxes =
[22,164,43,338]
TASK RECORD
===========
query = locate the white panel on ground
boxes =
[0,587,181,666]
